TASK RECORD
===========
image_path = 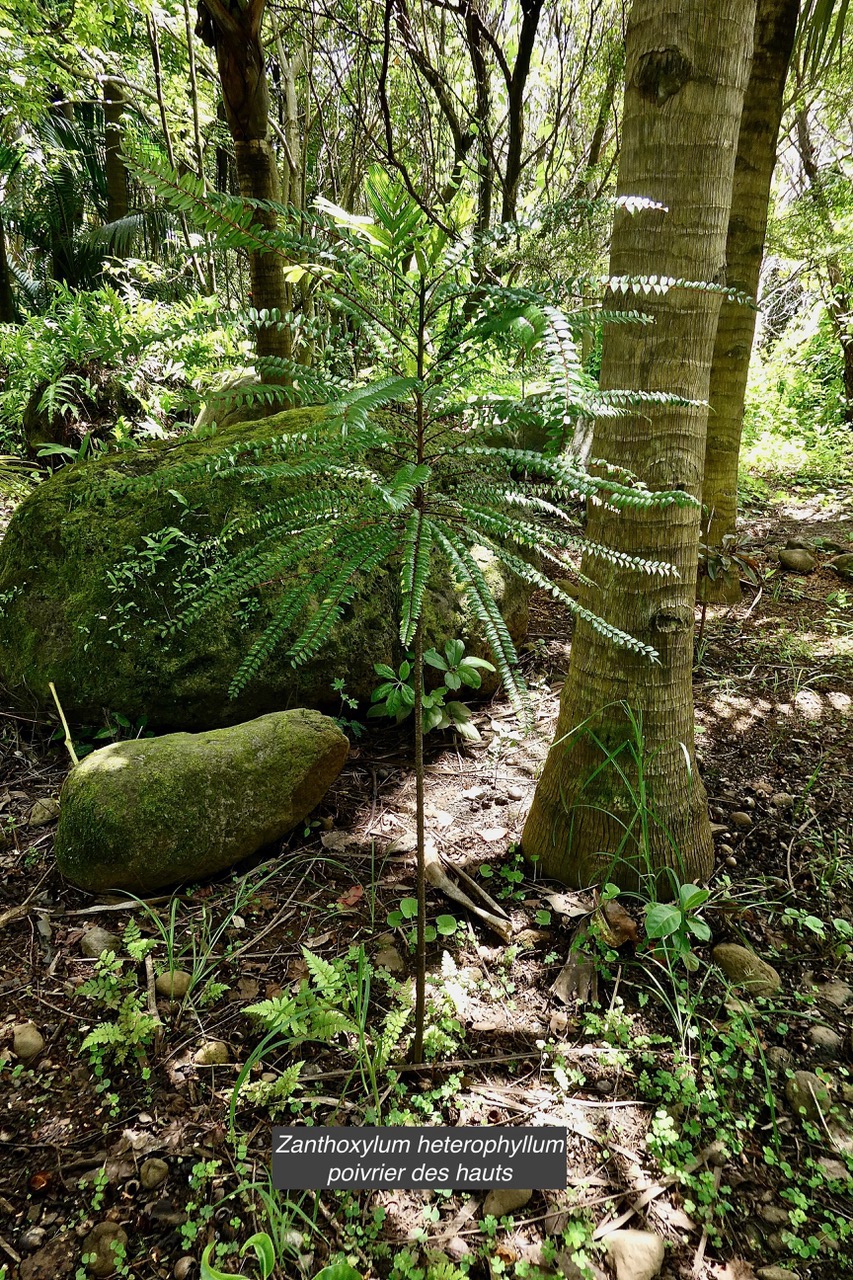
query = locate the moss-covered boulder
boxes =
[0,406,528,728]
[55,709,348,892]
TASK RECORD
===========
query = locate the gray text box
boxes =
[272,1126,567,1189]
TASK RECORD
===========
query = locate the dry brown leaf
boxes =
[337,884,364,908]
[601,899,639,946]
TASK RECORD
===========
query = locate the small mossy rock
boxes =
[0,406,528,729]
[13,1021,44,1061]
[604,1230,665,1280]
[712,944,782,997]
[785,537,815,552]
[81,1222,128,1277]
[778,548,816,572]
[829,552,853,580]
[139,1158,169,1190]
[155,970,193,999]
[81,927,122,958]
[193,1039,229,1066]
[785,1070,831,1123]
[55,709,348,892]
[482,1187,532,1217]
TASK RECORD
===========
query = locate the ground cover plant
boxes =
[2,1,853,1279]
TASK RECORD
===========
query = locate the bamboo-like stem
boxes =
[182,0,217,294]
[147,14,207,290]
[49,681,79,767]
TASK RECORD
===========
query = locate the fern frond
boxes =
[430,522,529,723]
[399,510,433,647]
[302,948,343,998]
[239,1061,304,1113]
[284,524,401,670]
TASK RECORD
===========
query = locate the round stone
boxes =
[155,970,192,999]
[139,1158,168,1190]
[81,927,122,958]
[809,1025,842,1053]
[13,1021,45,1062]
[82,1222,129,1277]
[193,1040,229,1066]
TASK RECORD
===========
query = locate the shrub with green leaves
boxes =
[370,638,495,740]
[119,160,693,1058]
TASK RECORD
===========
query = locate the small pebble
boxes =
[155,970,192,999]
[483,1187,532,1217]
[27,797,61,827]
[82,1222,129,1277]
[507,786,525,800]
[19,1226,47,1251]
[81,927,122,959]
[193,1040,229,1066]
[809,1025,842,1053]
[726,856,737,868]
[13,1021,44,1062]
[731,811,753,830]
[174,1258,196,1280]
[375,946,405,973]
[771,792,795,810]
[139,1158,168,1190]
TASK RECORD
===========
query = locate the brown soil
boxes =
[1,494,851,1280]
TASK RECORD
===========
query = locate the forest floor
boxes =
[1,491,852,1280]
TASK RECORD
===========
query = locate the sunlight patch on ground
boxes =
[699,686,851,732]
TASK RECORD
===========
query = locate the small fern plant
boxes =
[234,946,408,1124]
[124,165,694,1060]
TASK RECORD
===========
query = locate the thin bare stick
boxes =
[49,681,79,767]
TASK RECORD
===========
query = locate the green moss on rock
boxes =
[55,709,348,892]
[0,406,529,728]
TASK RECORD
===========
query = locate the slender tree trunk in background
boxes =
[197,0,292,373]
[0,212,15,322]
[523,0,755,891]
[700,0,800,603]
[500,0,544,224]
[464,12,493,236]
[795,108,853,422]
[103,79,129,223]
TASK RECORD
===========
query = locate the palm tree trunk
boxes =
[522,0,755,891]
[700,0,800,603]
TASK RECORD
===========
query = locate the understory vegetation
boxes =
[2,1,853,1279]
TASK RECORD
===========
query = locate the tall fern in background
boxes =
[127,162,693,1058]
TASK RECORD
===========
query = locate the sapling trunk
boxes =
[411,280,428,1064]
[412,613,426,1063]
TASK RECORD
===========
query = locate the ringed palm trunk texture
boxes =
[522,0,755,891]
[700,0,800,603]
